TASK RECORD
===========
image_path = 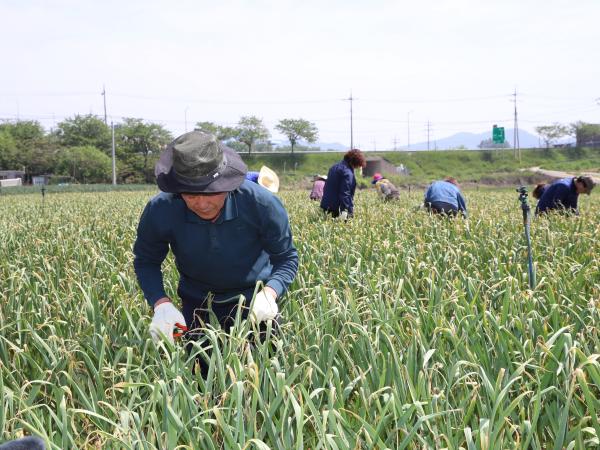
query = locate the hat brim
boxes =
[257,166,279,193]
[157,145,247,193]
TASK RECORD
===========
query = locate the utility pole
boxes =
[393,135,397,151]
[344,91,355,149]
[372,139,377,151]
[111,121,117,185]
[512,88,520,161]
[426,120,432,151]
[407,111,412,149]
[102,85,107,125]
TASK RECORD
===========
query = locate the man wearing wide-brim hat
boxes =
[133,132,298,371]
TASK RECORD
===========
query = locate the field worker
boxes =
[309,174,327,200]
[133,132,298,373]
[424,177,467,218]
[320,149,366,219]
[245,165,280,193]
[536,175,595,215]
[532,183,547,200]
[371,173,400,201]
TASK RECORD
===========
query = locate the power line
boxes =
[361,94,511,103]
[107,94,343,105]
[1,90,596,108]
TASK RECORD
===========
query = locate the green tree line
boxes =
[0,115,319,183]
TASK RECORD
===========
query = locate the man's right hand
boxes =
[150,300,187,344]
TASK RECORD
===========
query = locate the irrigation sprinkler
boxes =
[41,185,46,213]
[516,186,536,289]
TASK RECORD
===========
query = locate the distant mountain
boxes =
[308,141,347,151]
[272,128,551,152]
[271,139,347,151]
[408,128,540,150]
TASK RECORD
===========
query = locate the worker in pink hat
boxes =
[371,173,400,201]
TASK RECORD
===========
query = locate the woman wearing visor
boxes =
[133,131,298,374]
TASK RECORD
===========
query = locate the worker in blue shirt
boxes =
[320,149,366,219]
[536,176,595,215]
[424,177,467,218]
[133,132,298,372]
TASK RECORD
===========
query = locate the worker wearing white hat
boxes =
[246,166,280,194]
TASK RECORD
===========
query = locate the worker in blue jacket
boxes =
[320,149,366,219]
[424,177,467,218]
[134,132,298,374]
[536,176,595,215]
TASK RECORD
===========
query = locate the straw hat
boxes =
[257,165,279,193]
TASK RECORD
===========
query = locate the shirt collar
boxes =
[570,178,577,192]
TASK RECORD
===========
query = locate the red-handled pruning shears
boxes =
[173,322,188,339]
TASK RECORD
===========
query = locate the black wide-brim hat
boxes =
[155,131,247,193]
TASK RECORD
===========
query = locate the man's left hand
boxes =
[251,287,278,322]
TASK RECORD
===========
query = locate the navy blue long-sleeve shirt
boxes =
[133,180,298,307]
[320,160,357,214]
[424,180,468,217]
[536,177,578,215]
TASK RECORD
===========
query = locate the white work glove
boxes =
[149,302,187,344]
[250,289,279,323]
[339,211,349,221]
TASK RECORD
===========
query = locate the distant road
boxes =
[526,167,600,184]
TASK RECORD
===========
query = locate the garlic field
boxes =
[1,189,599,449]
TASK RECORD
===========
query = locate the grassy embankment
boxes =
[241,146,600,188]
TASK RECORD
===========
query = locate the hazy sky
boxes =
[1,0,599,149]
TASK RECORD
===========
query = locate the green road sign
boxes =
[493,125,505,144]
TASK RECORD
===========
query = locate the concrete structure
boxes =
[363,157,410,177]
[32,175,51,186]
[0,178,22,187]
[0,170,25,180]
